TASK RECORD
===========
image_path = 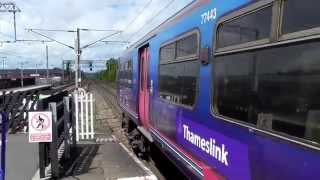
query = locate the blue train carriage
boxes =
[118,0,320,179]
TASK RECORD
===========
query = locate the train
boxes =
[117,0,320,179]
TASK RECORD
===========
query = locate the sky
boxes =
[0,0,193,71]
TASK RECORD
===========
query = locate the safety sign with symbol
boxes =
[28,111,52,143]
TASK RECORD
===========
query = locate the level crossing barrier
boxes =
[37,91,76,179]
[74,88,95,141]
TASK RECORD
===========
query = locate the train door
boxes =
[138,46,150,128]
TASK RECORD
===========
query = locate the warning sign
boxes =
[28,111,52,143]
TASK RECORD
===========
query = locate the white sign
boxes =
[30,74,40,77]
[28,111,52,143]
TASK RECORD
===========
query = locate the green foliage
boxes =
[96,58,118,82]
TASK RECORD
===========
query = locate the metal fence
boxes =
[0,85,52,134]
[37,91,76,179]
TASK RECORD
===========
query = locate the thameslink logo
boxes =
[183,125,229,166]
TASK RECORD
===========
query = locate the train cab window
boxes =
[217,6,272,48]
[214,40,320,144]
[282,0,320,34]
[159,31,199,107]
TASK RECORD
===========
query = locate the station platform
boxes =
[0,84,51,95]
[6,133,38,180]
[61,135,156,180]
[61,81,156,180]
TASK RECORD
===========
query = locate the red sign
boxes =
[28,111,52,143]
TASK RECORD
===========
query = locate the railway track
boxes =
[90,79,186,180]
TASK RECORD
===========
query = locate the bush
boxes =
[96,58,118,82]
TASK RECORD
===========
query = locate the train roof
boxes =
[122,0,210,56]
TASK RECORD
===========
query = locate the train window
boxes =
[214,40,320,144]
[282,0,320,34]
[159,31,199,107]
[176,33,198,58]
[214,52,254,124]
[127,60,133,84]
[159,61,198,106]
[160,43,176,63]
[159,63,184,103]
[217,6,272,48]
[119,60,133,87]
[180,61,198,106]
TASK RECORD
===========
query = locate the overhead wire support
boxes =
[0,39,52,44]
[101,40,130,44]
[26,29,75,49]
[0,2,21,41]
[27,28,76,33]
[16,39,53,43]
[26,27,123,88]
[0,2,21,12]
[62,59,107,63]
[79,28,121,32]
[81,30,122,49]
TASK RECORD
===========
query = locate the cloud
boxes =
[0,0,192,71]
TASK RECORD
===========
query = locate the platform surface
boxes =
[0,84,51,95]
[61,134,156,180]
[62,80,156,180]
[6,133,39,180]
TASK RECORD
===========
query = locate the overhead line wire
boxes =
[123,0,153,30]
[127,0,176,42]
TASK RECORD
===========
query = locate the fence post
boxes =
[63,97,70,159]
[74,92,79,142]
[37,101,46,178]
[90,93,94,139]
[85,93,89,139]
[49,102,59,178]
[71,95,77,147]
[80,94,84,140]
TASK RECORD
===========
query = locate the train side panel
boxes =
[119,0,320,179]
[118,51,139,124]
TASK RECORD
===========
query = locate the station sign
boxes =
[28,111,52,143]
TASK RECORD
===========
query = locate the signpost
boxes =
[28,111,52,143]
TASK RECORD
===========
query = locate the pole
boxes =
[75,28,81,89]
[1,57,6,78]
[62,61,64,83]
[46,45,49,78]
[13,11,17,41]
[20,62,24,87]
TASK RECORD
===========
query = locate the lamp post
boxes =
[0,57,6,78]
